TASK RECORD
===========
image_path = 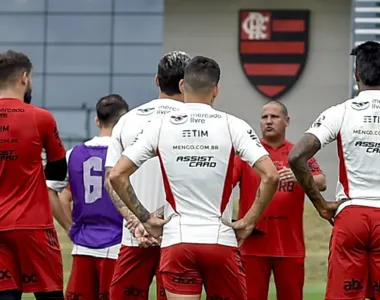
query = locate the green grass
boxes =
[21,202,330,299]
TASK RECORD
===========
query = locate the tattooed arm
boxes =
[105,167,135,220]
[288,133,327,211]
[109,157,151,223]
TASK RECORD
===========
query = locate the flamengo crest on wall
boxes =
[238,10,310,99]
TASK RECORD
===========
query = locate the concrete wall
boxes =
[164,0,351,199]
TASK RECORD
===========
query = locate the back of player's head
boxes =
[0,50,32,89]
[96,94,129,127]
[157,51,191,96]
[350,41,380,86]
[183,56,221,95]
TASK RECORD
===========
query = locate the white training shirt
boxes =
[306,90,380,215]
[105,98,184,247]
[46,136,120,259]
[122,103,268,248]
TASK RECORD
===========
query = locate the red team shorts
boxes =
[0,229,63,293]
[160,243,247,299]
[241,255,304,300]
[326,205,380,300]
[65,255,116,300]
[110,245,165,300]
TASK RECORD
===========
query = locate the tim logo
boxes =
[239,9,310,99]
[170,114,188,125]
[352,101,370,111]
[343,278,363,291]
[364,115,380,123]
[124,285,148,298]
[136,107,155,116]
[66,292,83,300]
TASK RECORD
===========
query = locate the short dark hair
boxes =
[264,100,288,117]
[96,94,129,126]
[157,51,191,96]
[0,50,32,89]
[183,56,220,94]
[350,41,380,86]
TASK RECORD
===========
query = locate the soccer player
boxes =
[46,94,129,300]
[233,100,326,300]
[104,51,191,300]
[108,55,280,300]
[288,41,380,300]
[0,50,69,300]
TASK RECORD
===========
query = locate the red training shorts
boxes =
[241,255,304,300]
[0,229,63,293]
[325,205,380,300]
[160,243,247,299]
[109,245,165,300]
[65,255,116,300]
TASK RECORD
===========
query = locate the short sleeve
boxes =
[307,157,322,175]
[305,103,345,148]
[122,119,161,167]
[227,115,268,167]
[105,118,124,168]
[37,108,66,162]
[46,149,71,192]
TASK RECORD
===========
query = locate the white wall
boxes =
[164,0,351,199]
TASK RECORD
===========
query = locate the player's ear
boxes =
[21,71,29,87]
[154,75,159,88]
[354,68,360,83]
[95,117,101,129]
[213,84,219,98]
[285,116,290,127]
[179,79,185,94]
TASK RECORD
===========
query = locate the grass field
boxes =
[21,202,331,299]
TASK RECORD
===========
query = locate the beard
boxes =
[23,87,32,104]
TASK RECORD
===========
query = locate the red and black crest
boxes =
[238,10,310,99]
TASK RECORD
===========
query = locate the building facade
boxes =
[164,0,352,199]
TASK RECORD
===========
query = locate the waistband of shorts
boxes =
[336,199,380,216]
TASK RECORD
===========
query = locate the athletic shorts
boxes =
[0,229,63,293]
[325,205,380,300]
[160,243,246,299]
[65,255,116,300]
[109,245,165,300]
[241,255,304,300]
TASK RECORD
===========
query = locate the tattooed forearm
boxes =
[125,184,151,223]
[105,178,132,219]
[153,206,164,219]
[289,134,326,210]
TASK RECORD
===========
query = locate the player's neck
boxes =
[98,128,112,137]
[262,136,286,149]
[184,94,213,105]
[158,92,183,102]
[360,86,380,92]
[0,90,23,101]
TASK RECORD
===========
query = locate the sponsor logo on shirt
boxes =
[355,141,380,153]
[170,114,188,125]
[136,107,155,116]
[247,129,262,147]
[182,129,208,138]
[157,105,180,115]
[0,125,9,132]
[353,129,380,136]
[364,115,380,123]
[372,99,380,109]
[0,150,18,161]
[173,144,219,151]
[351,101,370,110]
[189,113,222,124]
[176,155,217,167]
[311,115,325,128]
